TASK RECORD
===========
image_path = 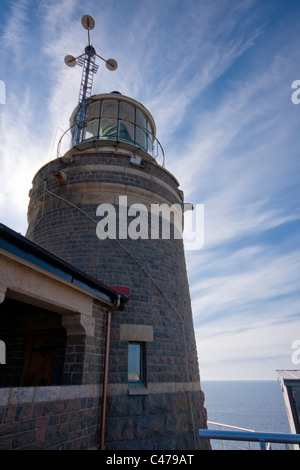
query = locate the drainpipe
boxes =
[99,295,121,450]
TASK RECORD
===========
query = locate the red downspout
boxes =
[99,296,121,450]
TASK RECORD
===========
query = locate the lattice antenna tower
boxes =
[64,15,118,146]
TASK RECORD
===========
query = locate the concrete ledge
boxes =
[0,384,101,406]
[128,383,148,395]
[107,381,201,396]
[0,251,95,316]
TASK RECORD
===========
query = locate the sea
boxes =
[201,380,292,450]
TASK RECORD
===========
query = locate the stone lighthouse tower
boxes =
[26,16,209,450]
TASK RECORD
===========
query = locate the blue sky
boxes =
[0,0,299,381]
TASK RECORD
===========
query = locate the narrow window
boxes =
[128,342,144,383]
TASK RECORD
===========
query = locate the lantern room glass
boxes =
[74,98,154,155]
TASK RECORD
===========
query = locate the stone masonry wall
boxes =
[0,385,101,450]
[105,390,208,450]
[0,298,108,450]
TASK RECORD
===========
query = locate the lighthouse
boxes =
[25,16,209,450]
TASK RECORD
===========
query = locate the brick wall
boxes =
[0,385,101,450]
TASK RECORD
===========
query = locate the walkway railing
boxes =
[200,421,300,450]
[206,421,257,450]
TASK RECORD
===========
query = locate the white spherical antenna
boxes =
[81,15,95,30]
[64,55,77,67]
[106,58,118,71]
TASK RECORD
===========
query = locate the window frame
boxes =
[128,341,145,385]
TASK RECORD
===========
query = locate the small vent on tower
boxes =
[130,155,143,167]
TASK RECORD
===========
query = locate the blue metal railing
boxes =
[199,428,300,450]
[206,421,256,450]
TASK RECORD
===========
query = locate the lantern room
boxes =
[69,92,158,159]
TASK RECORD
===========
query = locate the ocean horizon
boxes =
[201,380,291,450]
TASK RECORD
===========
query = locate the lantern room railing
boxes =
[56,116,165,167]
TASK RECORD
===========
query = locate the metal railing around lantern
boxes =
[56,116,165,167]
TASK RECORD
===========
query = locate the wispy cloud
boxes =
[0,0,82,232]
[1,0,30,68]
[143,0,265,142]
[192,252,300,318]
[189,242,300,379]
[197,325,299,380]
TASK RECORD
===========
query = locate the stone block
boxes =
[15,405,33,421]
[120,324,153,342]
[11,430,36,449]
[105,416,134,442]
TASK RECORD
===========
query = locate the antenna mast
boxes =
[64,15,118,147]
